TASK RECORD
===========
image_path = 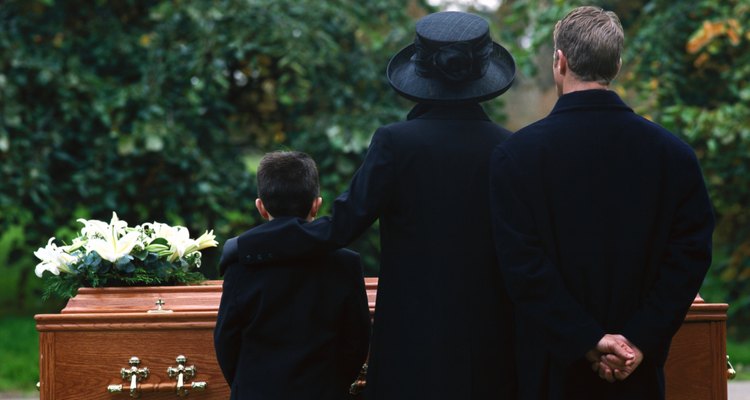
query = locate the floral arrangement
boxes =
[34,212,218,299]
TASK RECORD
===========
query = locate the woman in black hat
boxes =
[224,11,518,399]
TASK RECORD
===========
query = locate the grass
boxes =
[0,316,39,393]
[728,338,750,381]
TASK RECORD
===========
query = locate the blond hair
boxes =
[554,6,624,84]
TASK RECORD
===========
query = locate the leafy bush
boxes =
[0,0,416,311]
[625,0,750,331]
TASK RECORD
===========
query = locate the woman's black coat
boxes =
[234,103,517,399]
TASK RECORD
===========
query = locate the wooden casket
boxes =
[36,279,727,399]
[664,295,730,400]
[35,283,230,399]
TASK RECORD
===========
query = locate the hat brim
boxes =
[386,42,516,104]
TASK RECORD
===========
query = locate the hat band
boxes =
[413,35,492,82]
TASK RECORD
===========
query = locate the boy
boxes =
[214,151,370,400]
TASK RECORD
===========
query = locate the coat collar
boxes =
[407,102,491,121]
[550,89,633,115]
[229,216,308,273]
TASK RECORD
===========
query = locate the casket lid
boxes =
[60,281,224,314]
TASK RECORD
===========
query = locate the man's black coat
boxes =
[490,89,714,400]
[214,230,370,400]
[233,103,517,399]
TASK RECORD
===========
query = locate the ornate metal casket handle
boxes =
[727,354,737,380]
[107,356,150,398]
[106,355,206,397]
[167,355,207,397]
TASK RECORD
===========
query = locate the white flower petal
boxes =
[33,237,76,277]
[87,238,116,263]
[35,261,60,278]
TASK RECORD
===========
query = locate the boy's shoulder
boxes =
[218,236,239,276]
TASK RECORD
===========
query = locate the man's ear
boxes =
[255,198,271,221]
[555,49,567,75]
[309,197,323,219]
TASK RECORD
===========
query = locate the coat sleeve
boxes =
[213,259,244,386]
[489,146,605,365]
[621,152,714,360]
[238,127,396,264]
[339,255,372,380]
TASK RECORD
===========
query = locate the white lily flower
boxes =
[173,230,218,266]
[141,221,196,262]
[165,227,194,262]
[62,236,87,253]
[36,211,219,297]
[78,213,138,263]
[86,231,141,263]
[193,230,218,251]
[34,238,76,277]
[142,221,174,241]
[78,212,128,240]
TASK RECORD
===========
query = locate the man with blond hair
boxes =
[489,6,714,399]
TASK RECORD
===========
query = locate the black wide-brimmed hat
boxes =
[387,11,516,104]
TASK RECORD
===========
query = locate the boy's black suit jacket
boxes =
[490,89,714,400]
[232,103,517,399]
[214,229,370,400]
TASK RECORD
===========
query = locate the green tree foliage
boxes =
[7,0,747,330]
[0,0,415,311]
[628,0,750,330]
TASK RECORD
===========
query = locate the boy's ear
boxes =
[255,198,271,221]
[309,197,323,219]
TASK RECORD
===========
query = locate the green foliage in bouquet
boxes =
[34,212,217,299]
